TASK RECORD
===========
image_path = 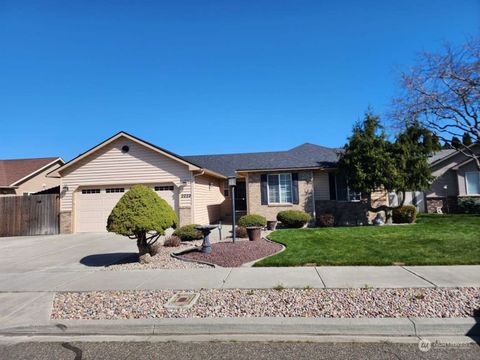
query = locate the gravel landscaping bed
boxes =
[177,238,283,267]
[52,287,480,320]
[105,242,211,270]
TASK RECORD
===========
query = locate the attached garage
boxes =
[52,132,227,234]
[74,184,176,233]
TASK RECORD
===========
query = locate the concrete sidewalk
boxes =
[0,265,479,292]
[0,266,478,338]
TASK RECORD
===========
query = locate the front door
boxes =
[235,181,247,211]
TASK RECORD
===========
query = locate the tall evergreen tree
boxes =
[462,132,473,147]
[451,136,461,149]
[338,112,437,223]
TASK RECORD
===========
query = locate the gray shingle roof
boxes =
[427,149,457,165]
[184,143,341,177]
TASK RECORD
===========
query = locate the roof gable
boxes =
[53,131,204,176]
[0,157,63,187]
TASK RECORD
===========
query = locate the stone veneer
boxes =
[315,190,389,226]
[59,211,72,234]
[247,171,315,222]
[426,196,459,214]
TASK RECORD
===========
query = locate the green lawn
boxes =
[255,214,480,266]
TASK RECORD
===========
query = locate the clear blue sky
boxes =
[1,0,479,160]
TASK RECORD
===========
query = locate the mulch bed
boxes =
[177,238,283,267]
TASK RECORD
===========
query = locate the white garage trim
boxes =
[74,183,177,233]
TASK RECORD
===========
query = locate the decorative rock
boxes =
[373,213,385,226]
[139,253,152,264]
[51,287,480,320]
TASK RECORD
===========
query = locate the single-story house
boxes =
[0,157,64,196]
[424,144,480,213]
[51,131,388,233]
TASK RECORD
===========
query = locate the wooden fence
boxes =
[0,194,60,237]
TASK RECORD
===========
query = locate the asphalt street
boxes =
[0,341,479,360]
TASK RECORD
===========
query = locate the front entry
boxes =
[235,181,247,211]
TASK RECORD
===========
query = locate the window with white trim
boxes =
[267,173,292,204]
[106,188,124,193]
[335,175,362,202]
[81,189,100,194]
[155,185,174,191]
[466,172,480,195]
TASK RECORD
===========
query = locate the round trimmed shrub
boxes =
[173,224,203,241]
[107,185,178,258]
[392,205,417,224]
[277,210,311,228]
[235,226,248,238]
[238,214,267,228]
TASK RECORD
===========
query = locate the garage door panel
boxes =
[75,185,176,233]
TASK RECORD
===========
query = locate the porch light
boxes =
[228,177,237,187]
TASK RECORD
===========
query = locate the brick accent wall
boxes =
[247,171,315,221]
[60,211,72,234]
[315,200,368,226]
[315,190,390,226]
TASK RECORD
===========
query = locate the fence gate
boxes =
[0,194,60,237]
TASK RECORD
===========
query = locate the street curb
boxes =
[0,317,478,337]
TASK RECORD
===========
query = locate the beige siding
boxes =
[313,170,330,200]
[60,137,193,215]
[193,174,226,225]
[12,161,62,195]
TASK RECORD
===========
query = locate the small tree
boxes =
[392,38,480,169]
[338,112,437,222]
[107,185,177,258]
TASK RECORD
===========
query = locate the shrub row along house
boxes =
[48,132,479,233]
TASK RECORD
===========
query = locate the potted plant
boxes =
[238,214,267,241]
[266,220,277,231]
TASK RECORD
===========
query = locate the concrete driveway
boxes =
[0,233,138,273]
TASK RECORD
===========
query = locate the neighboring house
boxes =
[424,145,480,213]
[51,132,388,234]
[0,157,64,196]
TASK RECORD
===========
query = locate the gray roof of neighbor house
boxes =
[184,143,341,177]
[427,149,457,165]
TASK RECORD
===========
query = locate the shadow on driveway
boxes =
[80,252,138,267]
[467,309,480,345]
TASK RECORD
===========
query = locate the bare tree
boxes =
[392,38,480,169]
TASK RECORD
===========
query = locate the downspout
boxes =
[191,169,205,224]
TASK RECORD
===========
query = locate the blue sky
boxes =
[1,1,479,160]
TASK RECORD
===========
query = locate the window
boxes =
[267,174,292,204]
[335,175,362,202]
[223,188,229,197]
[466,172,480,195]
[155,185,174,191]
[106,188,124,193]
[81,189,100,194]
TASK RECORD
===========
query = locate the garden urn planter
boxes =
[266,220,277,231]
[246,226,262,241]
